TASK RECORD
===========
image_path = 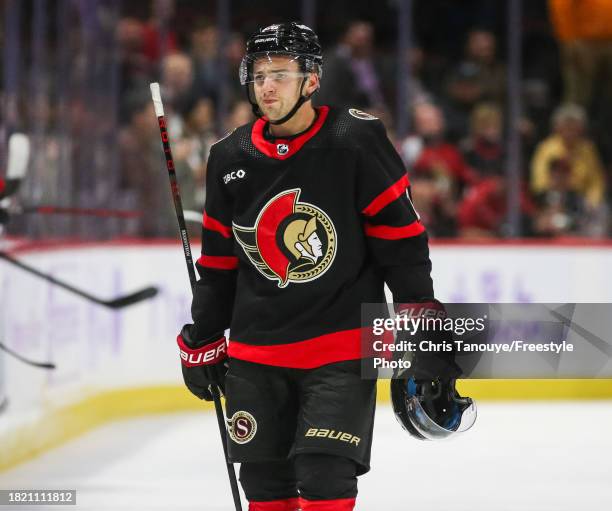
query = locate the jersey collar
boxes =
[251,106,329,160]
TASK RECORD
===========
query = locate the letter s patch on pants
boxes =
[228,411,258,444]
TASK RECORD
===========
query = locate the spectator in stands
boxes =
[457,176,535,238]
[548,0,612,173]
[530,104,606,211]
[119,90,175,237]
[397,46,436,125]
[317,20,387,111]
[173,96,217,210]
[160,52,196,134]
[400,102,477,194]
[404,47,431,105]
[224,32,248,106]
[142,0,178,64]
[532,157,586,237]
[460,102,505,177]
[399,102,477,237]
[225,100,254,131]
[190,19,219,101]
[441,62,486,141]
[463,29,506,103]
[190,23,244,110]
[548,0,612,108]
[410,173,458,238]
[116,17,151,115]
[161,52,195,107]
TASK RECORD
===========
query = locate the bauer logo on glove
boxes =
[177,335,227,367]
[176,325,229,401]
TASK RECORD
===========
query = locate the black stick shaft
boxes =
[150,83,242,511]
[152,108,197,291]
[23,205,142,218]
[0,251,158,309]
[0,341,55,369]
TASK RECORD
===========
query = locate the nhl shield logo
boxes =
[276,143,289,156]
[233,189,337,288]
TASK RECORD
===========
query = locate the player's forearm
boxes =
[385,263,434,303]
[190,268,237,340]
[369,230,434,302]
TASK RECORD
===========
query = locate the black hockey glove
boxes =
[177,324,228,401]
[394,300,462,381]
[0,208,9,225]
[0,178,21,200]
[390,301,476,439]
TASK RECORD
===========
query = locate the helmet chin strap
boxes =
[249,76,317,126]
[268,95,309,125]
[269,77,312,125]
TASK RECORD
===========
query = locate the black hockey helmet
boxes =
[240,22,323,124]
[391,377,477,440]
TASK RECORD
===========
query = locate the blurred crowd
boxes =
[4,0,612,240]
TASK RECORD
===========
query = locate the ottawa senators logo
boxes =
[227,411,257,444]
[233,189,337,288]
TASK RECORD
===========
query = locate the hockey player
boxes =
[176,22,461,511]
[1,133,31,226]
[0,178,9,225]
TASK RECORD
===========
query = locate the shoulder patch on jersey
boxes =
[211,128,237,146]
[348,108,378,121]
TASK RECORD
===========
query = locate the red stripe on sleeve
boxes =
[362,174,409,217]
[0,179,5,195]
[364,220,425,239]
[197,254,238,270]
[202,212,233,239]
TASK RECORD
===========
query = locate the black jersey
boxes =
[191,106,433,368]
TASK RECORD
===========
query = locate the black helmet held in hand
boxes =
[391,377,477,440]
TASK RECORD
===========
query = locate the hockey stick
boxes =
[150,82,243,511]
[0,251,158,309]
[0,133,31,201]
[1,205,142,226]
[1,133,31,226]
[19,205,143,218]
[0,341,55,369]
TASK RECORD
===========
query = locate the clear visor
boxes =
[239,52,320,86]
[406,396,477,440]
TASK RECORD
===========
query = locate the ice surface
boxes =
[1,402,611,510]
